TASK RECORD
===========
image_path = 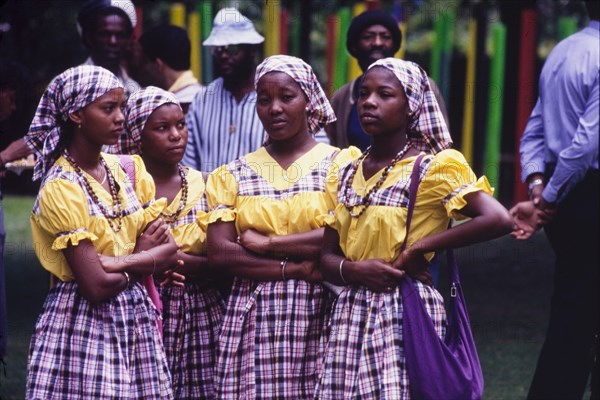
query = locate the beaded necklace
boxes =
[63,150,124,232]
[159,165,189,225]
[342,143,412,218]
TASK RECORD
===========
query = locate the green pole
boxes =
[200,1,213,84]
[439,8,455,102]
[333,7,351,92]
[558,16,577,41]
[290,2,301,56]
[430,15,445,83]
[485,23,506,197]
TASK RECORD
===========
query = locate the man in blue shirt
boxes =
[511,2,599,398]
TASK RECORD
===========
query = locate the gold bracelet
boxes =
[123,271,131,286]
[339,259,348,284]
[142,250,156,276]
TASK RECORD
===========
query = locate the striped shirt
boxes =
[183,77,265,172]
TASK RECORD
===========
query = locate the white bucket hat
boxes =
[203,8,264,46]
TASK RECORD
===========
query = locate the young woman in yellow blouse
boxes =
[124,86,224,399]
[315,59,513,399]
[25,66,180,399]
[206,55,360,399]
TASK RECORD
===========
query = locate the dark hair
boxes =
[585,1,600,21]
[140,25,191,71]
[346,10,402,57]
[78,0,133,47]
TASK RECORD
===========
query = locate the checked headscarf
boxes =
[26,65,122,181]
[255,55,336,135]
[124,86,181,154]
[368,58,453,154]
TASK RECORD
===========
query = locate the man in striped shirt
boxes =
[183,8,266,172]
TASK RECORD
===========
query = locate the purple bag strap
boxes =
[400,154,484,399]
[401,154,460,282]
[401,154,426,253]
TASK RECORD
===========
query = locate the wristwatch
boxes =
[527,177,544,196]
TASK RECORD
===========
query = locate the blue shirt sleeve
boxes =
[543,74,599,203]
[519,99,547,182]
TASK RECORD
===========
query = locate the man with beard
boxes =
[182,8,265,172]
[77,0,140,97]
[327,10,448,150]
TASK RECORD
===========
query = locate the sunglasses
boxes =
[210,45,242,57]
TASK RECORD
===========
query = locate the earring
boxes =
[78,123,82,129]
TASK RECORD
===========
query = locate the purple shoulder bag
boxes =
[400,154,484,400]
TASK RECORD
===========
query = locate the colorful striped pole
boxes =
[461,18,477,165]
[326,15,339,97]
[199,1,212,84]
[439,8,455,103]
[513,9,537,203]
[391,0,406,60]
[558,16,577,40]
[280,8,289,54]
[170,3,186,29]
[264,0,281,57]
[188,11,201,83]
[365,0,380,10]
[484,23,506,196]
[333,7,352,92]
[396,22,407,60]
[430,15,444,84]
[133,6,143,40]
[348,2,367,82]
[290,2,301,56]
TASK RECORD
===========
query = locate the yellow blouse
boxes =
[205,143,361,236]
[31,154,159,281]
[166,168,208,255]
[326,149,493,262]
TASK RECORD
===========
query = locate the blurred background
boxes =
[0,0,594,398]
[0,0,592,202]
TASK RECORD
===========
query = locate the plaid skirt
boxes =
[26,281,173,399]
[215,277,333,400]
[315,281,447,400]
[161,281,224,400]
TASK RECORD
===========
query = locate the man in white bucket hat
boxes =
[183,7,266,172]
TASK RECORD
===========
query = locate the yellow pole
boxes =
[264,0,280,57]
[461,19,477,165]
[347,2,366,81]
[188,11,201,82]
[395,22,407,60]
[170,3,186,28]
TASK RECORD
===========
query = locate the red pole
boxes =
[513,8,537,203]
[280,8,289,54]
[326,15,338,97]
[366,0,381,10]
[133,6,143,40]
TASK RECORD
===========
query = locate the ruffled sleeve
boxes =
[143,197,168,226]
[205,165,238,224]
[131,154,156,206]
[320,146,361,227]
[35,179,97,250]
[420,149,494,219]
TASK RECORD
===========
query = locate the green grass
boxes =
[0,195,589,399]
[1,195,48,400]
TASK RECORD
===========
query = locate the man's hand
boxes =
[509,200,555,240]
